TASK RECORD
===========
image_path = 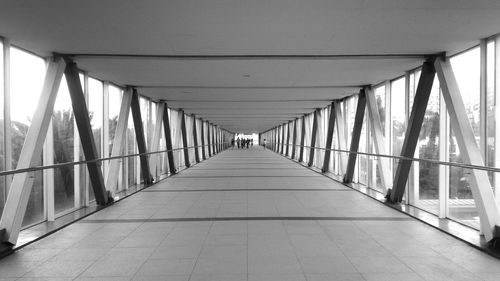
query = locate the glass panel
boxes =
[413,75,440,214]
[10,47,46,227]
[0,41,4,216]
[88,78,103,158]
[391,77,406,177]
[448,47,480,228]
[108,85,122,154]
[52,76,75,214]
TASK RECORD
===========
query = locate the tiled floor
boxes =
[1,147,500,280]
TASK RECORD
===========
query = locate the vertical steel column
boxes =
[308,109,320,167]
[0,58,65,245]
[285,122,291,156]
[322,102,336,173]
[291,119,297,159]
[179,110,191,168]
[207,122,212,157]
[130,89,153,184]
[3,40,12,191]
[192,115,200,163]
[343,89,367,183]
[280,123,286,154]
[66,61,112,203]
[162,103,176,174]
[106,89,133,191]
[200,119,206,160]
[298,117,306,162]
[389,59,436,202]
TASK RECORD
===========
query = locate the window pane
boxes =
[449,47,481,229]
[391,77,406,177]
[53,75,75,214]
[108,85,122,154]
[0,41,4,217]
[10,47,46,226]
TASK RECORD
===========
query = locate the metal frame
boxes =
[285,121,291,156]
[435,57,500,241]
[280,124,285,154]
[322,102,336,173]
[343,88,367,183]
[366,86,391,193]
[192,115,200,163]
[131,89,153,184]
[298,117,306,162]
[200,119,206,160]
[335,101,348,174]
[179,110,191,168]
[162,103,176,175]
[308,109,320,167]
[149,102,164,179]
[0,58,65,244]
[207,122,212,157]
[106,88,133,192]
[389,59,436,202]
[291,119,297,159]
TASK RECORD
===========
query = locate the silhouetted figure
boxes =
[236,138,240,148]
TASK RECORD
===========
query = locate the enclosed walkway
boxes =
[1,147,500,280]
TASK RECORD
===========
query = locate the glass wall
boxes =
[0,42,227,239]
[262,37,500,231]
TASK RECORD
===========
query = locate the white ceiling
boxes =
[1,0,500,133]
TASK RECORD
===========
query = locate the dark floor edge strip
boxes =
[79,216,414,223]
[172,175,321,178]
[142,188,353,192]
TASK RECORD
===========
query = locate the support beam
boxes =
[343,89,367,183]
[291,119,297,159]
[3,40,12,192]
[149,102,165,178]
[211,124,217,154]
[131,89,153,184]
[322,102,336,173]
[66,61,112,205]
[207,122,212,157]
[0,58,65,245]
[180,110,191,168]
[335,102,348,174]
[366,87,391,193]
[435,57,500,241]
[200,119,206,160]
[298,117,306,162]
[285,122,291,157]
[308,109,320,167]
[389,59,436,202]
[192,115,200,163]
[162,104,176,174]
[280,124,285,154]
[106,89,133,192]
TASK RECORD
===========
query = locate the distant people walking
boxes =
[231,138,235,149]
[246,139,250,148]
[263,138,267,149]
[236,138,240,149]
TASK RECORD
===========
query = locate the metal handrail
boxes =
[267,142,500,174]
[0,143,230,177]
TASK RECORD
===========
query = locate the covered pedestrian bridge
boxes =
[1,1,500,279]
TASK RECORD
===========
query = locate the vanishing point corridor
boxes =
[1,148,499,280]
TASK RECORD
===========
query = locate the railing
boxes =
[266,142,500,173]
[0,143,230,178]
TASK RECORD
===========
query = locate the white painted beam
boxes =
[0,58,65,244]
[366,87,391,193]
[334,102,348,174]
[149,102,164,179]
[105,89,132,193]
